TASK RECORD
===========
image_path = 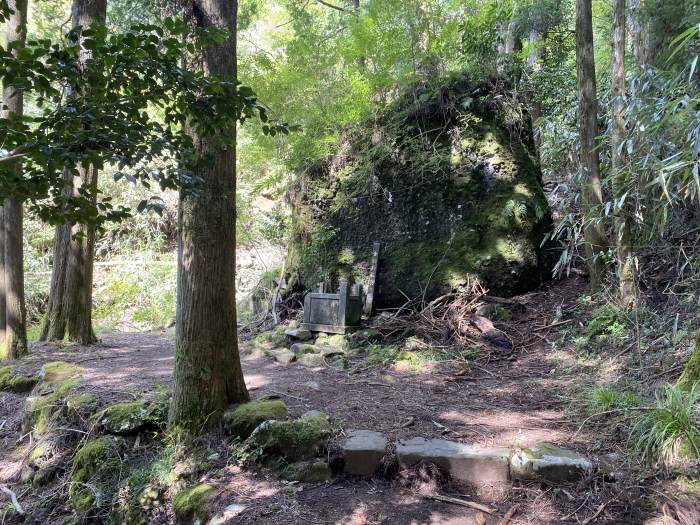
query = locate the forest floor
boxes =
[1,276,698,524]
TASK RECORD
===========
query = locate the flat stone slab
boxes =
[290,343,319,355]
[396,437,510,484]
[342,430,388,477]
[298,353,325,367]
[285,328,313,341]
[510,442,592,482]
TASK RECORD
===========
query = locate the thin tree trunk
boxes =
[611,0,636,307]
[0,205,5,348]
[39,0,106,344]
[527,30,543,159]
[169,0,249,432]
[576,0,608,286]
[1,0,28,361]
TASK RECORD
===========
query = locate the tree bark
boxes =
[0,205,5,348]
[527,30,543,159]
[611,0,636,307]
[39,0,106,345]
[576,0,608,286]
[169,0,249,432]
[1,0,28,361]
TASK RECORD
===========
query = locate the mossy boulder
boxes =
[248,414,331,461]
[317,334,349,353]
[40,361,81,382]
[676,333,700,392]
[173,483,214,524]
[280,460,332,482]
[289,76,553,305]
[70,437,123,512]
[22,378,81,434]
[0,365,39,393]
[97,399,166,435]
[223,399,289,439]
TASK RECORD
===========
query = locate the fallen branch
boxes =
[0,484,24,515]
[424,494,495,514]
[497,504,519,525]
[581,501,608,525]
[534,319,572,331]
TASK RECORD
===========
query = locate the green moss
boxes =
[281,460,332,482]
[0,365,39,393]
[41,361,81,382]
[22,378,81,434]
[70,437,123,512]
[98,399,165,435]
[172,483,214,524]
[223,399,289,439]
[66,393,97,417]
[248,415,331,462]
[676,333,700,392]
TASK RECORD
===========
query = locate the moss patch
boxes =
[41,361,81,382]
[0,365,39,393]
[172,483,214,524]
[676,333,700,392]
[223,399,289,439]
[70,437,123,512]
[22,378,81,434]
[98,399,166,435]
[248,415,331,462]
[281,460,332,482]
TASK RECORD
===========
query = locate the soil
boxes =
[0,276,696,524]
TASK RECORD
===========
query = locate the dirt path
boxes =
[0,277,651,524]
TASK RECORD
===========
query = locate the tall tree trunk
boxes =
[39,0,106,344]
[169,0,249,432]
[0,205,5,348]
[1,0,28,361]
[576,0,608,286]
[527,30,543,159]
[611,0,636,307]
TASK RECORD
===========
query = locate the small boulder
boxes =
[271,349,296,365]
[97,399,165,435]
[248,415,332,462]
[173,483,215,524]
[208,503,247,525]
[510,443,592,482]
[321,347,345,358]
[40,361,81,382]
[298,353,326,367]
[317,334,349,353]
[348,329,382,347]
[290,343,319,355]
[70,436,123,512]
[223,399,288,439]
[285,328,313,341]
[0,365,38,393]
[281,460,332,482]
[342,430,388,477]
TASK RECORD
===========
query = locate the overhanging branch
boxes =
[315,0,346,12]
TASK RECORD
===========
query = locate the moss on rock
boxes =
[97,399,166,435]
[280,460,332,482]
[676,333,700,392]
[223,399,289,438]
[289,76,553,304]
[70,437,123,512]
[248,415,331,462]
[172,483,214,524]
[0,365,39,393]
[41,361,81,382]
[22,378,81,434]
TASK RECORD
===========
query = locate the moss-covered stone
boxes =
[676,333,700,392]
[317,334,349,353]
[41,361,81,382]
[223,399,289,438]
[0,365,39,393]
[172,483,214,524]
[66,393,98,418]
[280,460,332,482]
[70,437,123,512]
[97,399,166,435]
[289,76,553,305]
[248,415,331,462]
[22,378,81,434]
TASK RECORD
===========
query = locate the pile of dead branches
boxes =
[375,280,509,349]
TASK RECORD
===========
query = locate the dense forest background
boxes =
[1,0,700,523]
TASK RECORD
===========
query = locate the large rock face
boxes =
[289,76,554,306]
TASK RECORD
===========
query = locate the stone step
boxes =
[342,430,388,477]
[510,442,592,482]
[396,437,511,484]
